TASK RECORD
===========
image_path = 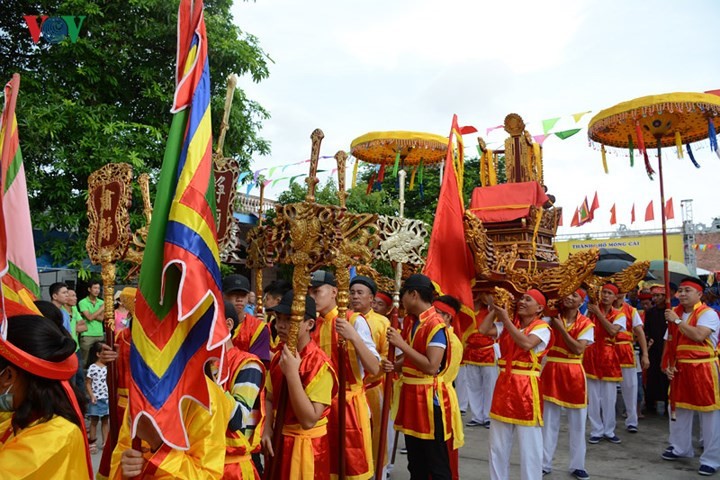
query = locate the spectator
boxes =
[78,280,105,365]
[49,282,72,334]
[114,290,129,333]
[85,341,110,454]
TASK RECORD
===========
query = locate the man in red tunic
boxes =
[382,273,454,479]
[223,275,271,366]
[583,283,626,445]
[309,270,380,480]
[478,289,552,480]
[661,277,720,476]
[541,289,594,480]
[457,291,497,429]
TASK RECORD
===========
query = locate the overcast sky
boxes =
[230,0,720,236]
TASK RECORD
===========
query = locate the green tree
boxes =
[0,0,271,269]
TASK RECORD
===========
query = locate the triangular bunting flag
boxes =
[533,134,549,146]
[542,117,561,134]
[665,197,675,220]
[554,128,582,140]
[572,111,591,123]
[570,208,580,227]
[645,200,654,222]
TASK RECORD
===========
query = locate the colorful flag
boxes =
[557,211,563,227]
[609,203,617,225]
[570,207,580,227]
[0,73,40,326]
[424,114,476,343]
[631,204,636,224]
[578,197,592,225]
[130,0,229,450]
[665,197,675,220]
[645,200,654,222]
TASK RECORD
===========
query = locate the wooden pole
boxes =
[374,168,406,479]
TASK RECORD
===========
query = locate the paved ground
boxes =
[389,411,708,479]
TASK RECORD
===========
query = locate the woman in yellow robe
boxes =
[0,300,92,479]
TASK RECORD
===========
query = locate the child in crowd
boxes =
[86,340,110,454]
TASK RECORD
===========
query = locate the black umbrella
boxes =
[598,247,636,262]
[594,258,633,277]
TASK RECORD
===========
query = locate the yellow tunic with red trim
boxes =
[110,376,233,480]
[268,340,337,480]
[490,318,551,426]
[312,307,374,480]
[358,309,390,469]
[615,303,638,368]
[665,303,720,411]
[582,307,624,382]
[233,314,269,355]
[462,308,496,366]
[392,308,453,441]
[445,327,465,451]
[0,415,91,479]
[541,313,593,408]
[223,347,266,480]
[97,327,133,480]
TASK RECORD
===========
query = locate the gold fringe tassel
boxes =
[409,166,417,191]
[533,143,543,184]
[675,131,684,158]
[601,145,608,173]
[351,157,359,188]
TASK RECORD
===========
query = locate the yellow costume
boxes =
[110,377,233,479]
[0,415,90,479]
[359,309,390,469]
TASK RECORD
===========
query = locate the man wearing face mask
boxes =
[0,300,92,478]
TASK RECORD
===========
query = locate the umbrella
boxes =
[598,247,636,262]
[594,258,634,277]
[648,260,691,286]
[588,92,720,308]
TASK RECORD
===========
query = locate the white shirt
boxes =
[353,315,381,377]
[494,321,552,355]
[663,307,720,348]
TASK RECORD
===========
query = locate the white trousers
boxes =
[620,367,638,427]
[541,401,587,472]
[457,364,498,423]
[669,408,720,469]
[489,419,543,480]
[587,378,618,438]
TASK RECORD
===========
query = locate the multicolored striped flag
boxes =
[0,74,40,331]
[129,0,229,450]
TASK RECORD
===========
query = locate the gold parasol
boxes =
[588,91,719,311]
[350,130,448,166]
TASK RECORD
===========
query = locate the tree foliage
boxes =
[0,0,271,268]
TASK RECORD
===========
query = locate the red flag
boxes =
[591,191,599,215]
[570,207,580,227]
[558,212,563,226]
[645,200,654,222]
[423,114,476,342]
[665,197,675,220]
[631,204,636,224]
[610,203,617,225]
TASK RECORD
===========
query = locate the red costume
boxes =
[615,303,638,368]
[233,314,269,355]
[393,308,453,440]
[490,318,552,426]
[268,340,337,480]
[312,307,374,480]
[542,313,594,408]
[663,303,720,410]
[582,307,624,382]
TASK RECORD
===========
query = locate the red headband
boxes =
[603,284,619,295]
[575,288,587,300]
[680,280,703,293]
[638,292,653,300]
[433,301,456,320]
[526,289,546,307]
[376,292,393,306]
[650,285,666,294]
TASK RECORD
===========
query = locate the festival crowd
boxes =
[1,271,719,480]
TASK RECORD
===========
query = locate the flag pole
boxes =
[375,168,406,480]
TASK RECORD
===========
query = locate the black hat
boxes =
[223,274,251,294]
[350,275,377,295]
[310,270,337,288]
[402,273,434,291]
[266,290,317,320]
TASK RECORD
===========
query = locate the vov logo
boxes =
[24,16,86,44]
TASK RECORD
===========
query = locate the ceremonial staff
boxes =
[86,162,133,453]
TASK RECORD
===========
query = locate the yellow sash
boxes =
[283,424,327,479]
